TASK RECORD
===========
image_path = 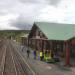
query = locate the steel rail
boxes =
[1,45,6,75]
[10,45,18,75]
[11,46,25,75]
[11,42,36,75]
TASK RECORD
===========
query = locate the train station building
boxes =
[28,22,75,66]
[20,34,28,46]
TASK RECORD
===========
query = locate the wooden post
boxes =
[37,40,39,51]
[50,41,53,57]
[43,40,45,52]
[43,40,46,51]
[28,37,29,47]
[41,40,43,52]
[35,39,37,51]
[64,41,71,66]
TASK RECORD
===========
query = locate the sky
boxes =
[0,0,75,30]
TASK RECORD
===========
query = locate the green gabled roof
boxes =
[35,22,75,41]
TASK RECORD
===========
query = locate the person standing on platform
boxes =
[40,51,43,60]
[33,50,36,59]
[27,49,30,58]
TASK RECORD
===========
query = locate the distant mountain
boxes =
[0,30,30,32]
[21,24,32,30]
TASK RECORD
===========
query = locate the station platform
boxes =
[14,44,75,75]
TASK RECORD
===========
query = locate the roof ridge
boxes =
[35,21,75,26]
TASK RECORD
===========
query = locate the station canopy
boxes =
[35,22,75,41]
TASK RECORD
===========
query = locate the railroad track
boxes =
[0,45,6,75]
[10,42,31,75]
[2,43,17,75]
[10,40,37,75]
[0,39,7,75]
[0,39,37,75]
[0,40,25,75]
[9,42,26,75]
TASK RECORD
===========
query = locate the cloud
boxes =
[0,0,75,30]
[50,0,61,6]
[0,13,19,30]
[0,0,46,30]
[36,0,75,24]
[19,0,61,6]
[10,15,32,30]
[36,6,64,23]
[19,0,49,4]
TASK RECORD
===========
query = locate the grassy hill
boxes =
[0,30,30,40]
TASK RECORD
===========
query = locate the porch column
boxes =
[27,37,29,47]
[50,41,53,57]
[41,40,44,52]
[35,39,37,51]
[64,41,71,66]
[43,40,46,51]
